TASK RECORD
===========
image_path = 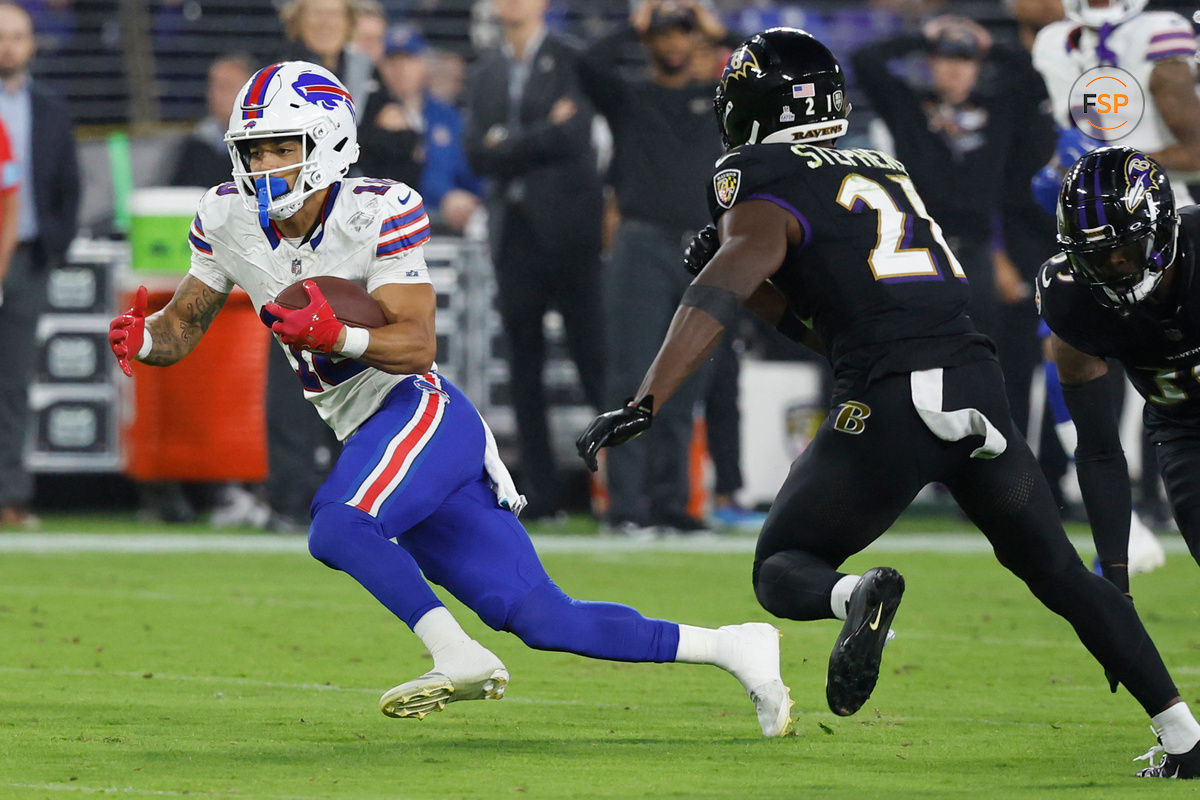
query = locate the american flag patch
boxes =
[792,83,814,98]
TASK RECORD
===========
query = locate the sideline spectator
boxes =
[577,0,738,534]
[0,118,18,326]
[169,53,255,189]
[0,1,78,528]
[359,24,482,233]
[427,49,468,106]
[278,0,376,108]
[463,0,606,519]
[851,16,1053,345]
[351,0,387,65]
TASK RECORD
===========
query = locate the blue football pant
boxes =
[307,374,678,663]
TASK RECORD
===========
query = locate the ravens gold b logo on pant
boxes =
[833,401,870,435]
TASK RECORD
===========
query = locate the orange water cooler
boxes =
[122,283,270,482]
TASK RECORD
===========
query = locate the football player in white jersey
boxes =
[1032,0,1200,205]
[105,61,793,736]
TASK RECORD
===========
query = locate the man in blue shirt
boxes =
[359,25,482,233]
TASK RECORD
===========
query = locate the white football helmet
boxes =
[1061,0,1147,27]
[224,61,361,222]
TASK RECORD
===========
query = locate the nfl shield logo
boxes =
[713,169,741,209]
[291,258,303,276]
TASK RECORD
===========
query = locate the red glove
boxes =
[262,279,345,353]
[109,285,148,378]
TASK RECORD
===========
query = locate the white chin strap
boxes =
[1106,268,1164,306]
[267,193,305,222]
[759,119,850,145]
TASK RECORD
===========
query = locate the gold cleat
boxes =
[380,666,508,719]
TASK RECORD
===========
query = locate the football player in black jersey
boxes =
[1039,147,1200,588]
[577,28,1199,778]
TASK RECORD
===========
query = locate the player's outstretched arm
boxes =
[576,200,798,470]
[108,276,229,375]
[1050,333,1132,561]
[631,199,798,409]
[1148,58,1200,173]
[142,276,229,367]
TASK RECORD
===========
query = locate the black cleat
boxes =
[1135,738,1200,779]
[826,567,905,717]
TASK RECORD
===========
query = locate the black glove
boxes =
[576,396,654,472]
[682,225,720,276]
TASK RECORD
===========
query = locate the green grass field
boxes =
[1,519,1197,799]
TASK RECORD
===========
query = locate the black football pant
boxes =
[1148,428,1200,566]
[753,358,1179,715]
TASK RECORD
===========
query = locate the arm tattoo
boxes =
[142,277,229,366]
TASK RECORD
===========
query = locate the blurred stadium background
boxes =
[9,0,1200,526]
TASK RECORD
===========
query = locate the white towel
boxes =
[910,368,1007,459]
[478,412,527,517]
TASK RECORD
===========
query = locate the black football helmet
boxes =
[714,27,850,149]
[1056,146,1179,310]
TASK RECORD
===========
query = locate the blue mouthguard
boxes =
[255,176,290,227]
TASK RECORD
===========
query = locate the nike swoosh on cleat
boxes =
[867,604,883,631]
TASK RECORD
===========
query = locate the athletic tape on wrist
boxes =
[680,283,739,328]
[339,326,370,359]
[137,329,154,361]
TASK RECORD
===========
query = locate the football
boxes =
[273,275,387,329]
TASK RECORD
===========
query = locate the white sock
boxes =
[412,606,472,663]
[674,624,726,667]
[1152,702,1200,754]
[830,574,860,620]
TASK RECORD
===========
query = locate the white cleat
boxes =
[380,643,509,720]
[748,678,794,738]
[718,622,795,737]
[1129,511,1167,577]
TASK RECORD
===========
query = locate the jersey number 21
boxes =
[836,173,967,282]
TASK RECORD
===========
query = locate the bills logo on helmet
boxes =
[721,45,761,89]
[292,72,356,121]
[714,168,741,209]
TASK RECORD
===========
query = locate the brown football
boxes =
[273,276,387,329]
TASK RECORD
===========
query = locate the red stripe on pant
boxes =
[353,390,442,513]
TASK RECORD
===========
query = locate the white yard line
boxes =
[0,783,431,800]
[0,531,1189,555]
